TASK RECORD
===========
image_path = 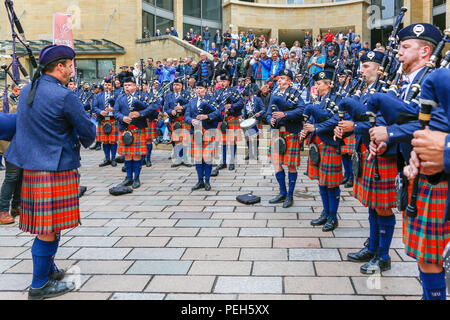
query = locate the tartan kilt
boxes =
[145,119,158,142]
[354,147,397,210]
[171,116,190,143]
[341,134,356,155]
[403,176,449,265]
[307,135,322,181]
[191,128,217,164]
[268,131,301,167]
[96,118,119,144]
[219,116,243,145]
[118,127,147,156]
[319,143,343,188]
[19,169,80,235]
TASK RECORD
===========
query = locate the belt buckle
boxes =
[280,126,286,133]
[105,116,111,121]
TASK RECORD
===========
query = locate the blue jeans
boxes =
[0,161,23,213]
[203,40,210,51]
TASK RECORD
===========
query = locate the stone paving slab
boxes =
[127,260,193,275]
[145,275,215,293]
[214,276,282,294]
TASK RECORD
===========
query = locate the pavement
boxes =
[0,137,424,300]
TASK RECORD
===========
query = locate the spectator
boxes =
[202,26,211,51]
[170,27,178,37]
[279,42,289,58]
[324,29,334,44]
[155,29,162,37]
[191,33,200,46]
[350,36,362,53]
[314,35,322,47]
[189,28,194,39]
[209,42,218,55]
[290,40,303,60]
[304,31,313,45]
[214,29,223,51]
[165,28,170,35]
[347,28,356,44]
[223,29,232,48]
[183,32,192,42]
[362,41,370,52]
[191,52,213,83]
[302,39,313,55]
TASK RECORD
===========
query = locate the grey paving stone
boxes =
[311,295,384,300]
[221,220,267,228]
[239,249,287,261]
[104,219,144,227]
[239,228,283,237]
[214,276,282,294]
[0,259,21,273]
[110,293,165,300]
[333,228,370,238]
[126,248,185,260]
[63,237,121,247]
[197,228,239,237]
[81,275,151,292]
[189,261,252,275]
[109,227,153,237]
[167,237,222,248]
[170,212,213,219]
[289,248,341,261]
[145,275,215,293]
[182,248,240,261]
[175,219,222,227]
[6,259,76,274]
[71,248,131,260]
[285,277,355,294]
[149,228,199,237]
[16,247,80,260]
[0,228,22,236]
[127,261,192,275]
[85,211,132,219]
[253,261,315,276]
[0,237,33,247]
[114,237,170,248]
[74,260,133,275]
[0,274,31,290]
[220,237,273,248]
[166,294,237,300]
[65,227,117,237]
[139,219,177,227]
[351,276,422,295]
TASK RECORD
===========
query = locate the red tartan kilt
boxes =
[341,134,356,155]
[146,119,158,142]
[319,143,343,188]
[403,176,449,265]
[307,135,322,181]
[354,147,397,210]
[219,116,243,145]
[19,169,80,235]
[191,128,217,164]
[268,131,301,167]
[171,116,190,143]
[118,127,147,156]
[96,118,119,144]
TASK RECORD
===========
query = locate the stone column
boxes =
[270,27,279,43]
[174,0,183,38]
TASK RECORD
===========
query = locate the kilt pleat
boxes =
[307,135,322,181]
[191,128,218,164]
[319,143,343,188]
[268,131,301,167]
[19,170,80,234]
[341,134,356,155]
[146,119,158,142]
[171,116,191,143]
[354,148,397,210]
[118,127,147,156]
[96,118,119,144]
[219,116,243,145]
[403,176,449,265]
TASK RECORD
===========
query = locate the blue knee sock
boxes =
[179,145,184,159]
[103,144,111,161]
[419,268,446,300]
[368,208,379,253]
[31,237,58,289]
[327,187,341,220]
[230,144,237,164]
[287,172,298,198]
[50,236,60,275]
[195,164,204,183]
[377,214,395,260]
[182,145,187,162]
[146,144,152,160]
[319,185,330,218]
[275,170,287,196]
[133,159,142,179]
[342,155,352,179]
[346,155,353,179]
[125,160,133,181]
[222,145,227,165]
[110,144,117,160]
[204,163,212,183]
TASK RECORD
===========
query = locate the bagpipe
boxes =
[172,91,190,131]
[121,96,150,147]
[217,84,249,133]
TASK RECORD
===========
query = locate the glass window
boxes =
[142,11,155,38]
[76,59,115,80]
[97,60,115,79]
[143,0,154,5]
[155,0,173,11]
[202,0,221,22]
[433,0,446,7]
[183,24,201,38]
[155,16,173,34]
[184,0,201,18]
[433,13,446,32]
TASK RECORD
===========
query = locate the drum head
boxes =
[240,118,257,130]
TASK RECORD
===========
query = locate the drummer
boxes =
[242,87,265,160]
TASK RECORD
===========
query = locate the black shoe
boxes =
[244,155,250,161]
[211,168,219,177]
[322,217,338,232]
[121,166,126,172]
[344,180,353,188]
[228,164,235,171]
[347,246,376,262]
[217,163,227,170]
[99,160,111,167]
[310,212,328,226]
[28,280,75,300]
[115,155,125,163]
[171,161,183,168]
[182,161,192,167]
[89,144,97,150]
[95,144,101,151]
[282,197,293,208]
[79,186,87,198]
[360,256,391,274]
[269,194,286,204]
[132,178,141,189]
[341,177,348,185]
[303,171,308,176]
[119,179,133,187]
[191,182,205,191]
[111,160,117,167]
[168,155,172,160]
[204,182,211,191]
[146,158,152,167]
[50,266,66,281]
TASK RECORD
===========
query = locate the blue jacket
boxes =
[164,90,190,119]
[243,96,265,121]
[215,87,245,118]
[5,74,96,171]
[266,86,305,134]
[92,91,117,121]
[0,113,17,141]
[184,96,222,134]
[113,92,155,131]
